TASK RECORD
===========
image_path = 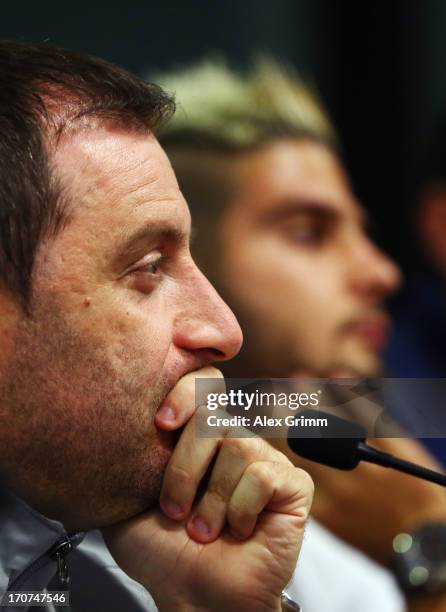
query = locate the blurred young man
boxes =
[158,59,446,611]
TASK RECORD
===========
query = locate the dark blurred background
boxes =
[3,0,446,270]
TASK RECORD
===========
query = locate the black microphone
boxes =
[287,409,446,487]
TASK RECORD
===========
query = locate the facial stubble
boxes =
[0,296,173,531]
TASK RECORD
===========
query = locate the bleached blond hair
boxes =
[148,59,340,275]
[154,57,338,150]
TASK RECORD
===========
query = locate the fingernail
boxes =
[163,499,183,516]
[190,517,210,537]
[157,404,175,421]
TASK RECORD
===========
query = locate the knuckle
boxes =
[302,468,315,492]
[294,467,315,497]
[204,485,230,506]
[225,435,265,460]
[207,470,236,498]
[246,460,272,484]
[222,437,253,462]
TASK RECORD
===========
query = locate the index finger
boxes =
[155,366,225,430]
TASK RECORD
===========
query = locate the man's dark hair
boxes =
[0,40,175,309]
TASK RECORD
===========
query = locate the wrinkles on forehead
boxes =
[51,121,177,222]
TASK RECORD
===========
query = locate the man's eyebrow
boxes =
[115,224,189,260]
[259,202,340,224]
[258,200,367,226]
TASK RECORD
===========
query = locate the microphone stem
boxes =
[357,442,446,487]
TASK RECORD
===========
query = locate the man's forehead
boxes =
[233,139,363,221]
[53,123,180,211]
[47,123,191,261]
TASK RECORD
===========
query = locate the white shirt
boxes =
[287,519,406,612]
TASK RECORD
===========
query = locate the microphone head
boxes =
[287,409,366,470]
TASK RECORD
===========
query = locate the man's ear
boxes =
[417,183,446,276]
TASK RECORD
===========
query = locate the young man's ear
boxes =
[417,183,446,275]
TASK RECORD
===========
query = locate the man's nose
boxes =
[349,236,402,300]
[173,266,243,362]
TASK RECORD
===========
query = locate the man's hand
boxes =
[104,368,313,612]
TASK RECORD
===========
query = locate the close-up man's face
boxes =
[0,123,241,530]
[212,139,401,378]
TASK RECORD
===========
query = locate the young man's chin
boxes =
[340,349,383,378]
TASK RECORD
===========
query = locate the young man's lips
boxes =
[349,317,391,348]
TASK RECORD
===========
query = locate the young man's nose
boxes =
[173,267,243,363]
[349,237,402,300]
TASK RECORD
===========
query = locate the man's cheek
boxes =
[92,310,169,372]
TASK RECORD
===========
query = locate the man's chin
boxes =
[336,347,383,378]
[66,431,177,532]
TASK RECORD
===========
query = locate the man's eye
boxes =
[132,253,165,276]
[283,222,328,245]
[128,256,165,294]
[139,261,162,275]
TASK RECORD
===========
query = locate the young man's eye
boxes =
[283,221,328,246]
[293,226,323,243]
